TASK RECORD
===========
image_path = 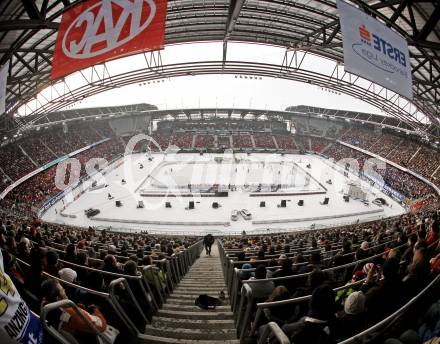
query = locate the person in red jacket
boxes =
[40,279,118,342]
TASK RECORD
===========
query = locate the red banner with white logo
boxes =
[51,0,167,80]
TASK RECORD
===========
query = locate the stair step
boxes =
[173,289,227,295]
[178,283,226,288]
[162,304,231,312]
[158,309,232,320]
[139,333,240,344]
[168,293,229,300]
[175,288,227,293]
[144,325,237,340]
[165,297,200,305]
[165,297,230,306]
[181,274,225,283]
[153,316,234,328]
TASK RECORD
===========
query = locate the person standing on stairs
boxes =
[203,234,215,256]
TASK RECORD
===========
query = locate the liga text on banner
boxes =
[337,0,413,99]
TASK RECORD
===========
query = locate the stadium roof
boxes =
[0,0,439,133]
[26,103,415,134]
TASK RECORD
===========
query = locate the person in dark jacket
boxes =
[335,291,366,340]
[203,234,214,256]
[282,285,337,344]
[361,257,402,326]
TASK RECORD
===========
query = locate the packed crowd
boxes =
[310,136,331,154]
[273,134,296,150]
[170,131,193,148]
[157,118,287,133]
[339,127,440,187]
[194,134,215,149]
[0,122,114,192]
[0,139,124,214]
[221,209,440,343]
[0,213,200,343]
[254,133,277,149]
[324,142,432,199]
[232,134,254,148]
[217,135,231,148]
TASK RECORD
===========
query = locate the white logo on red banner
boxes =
[52,0,167,79]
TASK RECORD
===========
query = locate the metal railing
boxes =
[221,234,395,298]
[232,242,405,341]
[228,240,403,314]
[41,299,112,344]
[338,273,440,344]
[257,322,291,344]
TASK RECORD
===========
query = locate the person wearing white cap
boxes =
[58,268,85,303]
[335,291,366,339]
[58,268,78,283]
[360,241,369,251]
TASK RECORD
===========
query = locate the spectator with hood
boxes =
[362,257,402,326]
[282,285,337,344]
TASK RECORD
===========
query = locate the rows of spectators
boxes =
[194,134,215,148]
[232,134,253,148]
[254,133,276,149]
[217,135,231,148]
[170,131,193,148]
[337,126,440,187]
[222,209,440,343]
[0,139,124,214]
[0,122,114,193]
[310,136,331,153]
[273,134,296,150]
[324,142,432,199]
[0,213,200,343]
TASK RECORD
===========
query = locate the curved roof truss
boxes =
[1,0,439,131]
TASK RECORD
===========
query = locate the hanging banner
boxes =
[0,62,9,115]
[337,0,413,99]
[51,0,167,80]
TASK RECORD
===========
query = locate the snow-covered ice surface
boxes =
[42,153,406,235]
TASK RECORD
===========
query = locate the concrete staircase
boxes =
[142,244,238,344]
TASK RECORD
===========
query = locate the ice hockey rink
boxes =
[42,153,406,235]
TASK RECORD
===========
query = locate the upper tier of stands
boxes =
[0,113,439,344]
[1,116,440,217]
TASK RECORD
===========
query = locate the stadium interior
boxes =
[0,1,440,344]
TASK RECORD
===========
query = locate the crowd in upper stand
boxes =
[254,133,277,149]
[1,139,124,214]
[194,134,215,148]
[324,142,432,200]
[221,209,440,343]
[0,122,115,191]
[232,134,254,148]
[1,115,440,218]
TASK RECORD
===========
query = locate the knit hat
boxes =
[344,291,365,315]
[278,254,287,260]
[360,241,369,250]
[59,268,77,283]
[362,262,374,275]
[239,263,253,280]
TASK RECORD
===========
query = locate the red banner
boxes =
[51,0,167,80]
